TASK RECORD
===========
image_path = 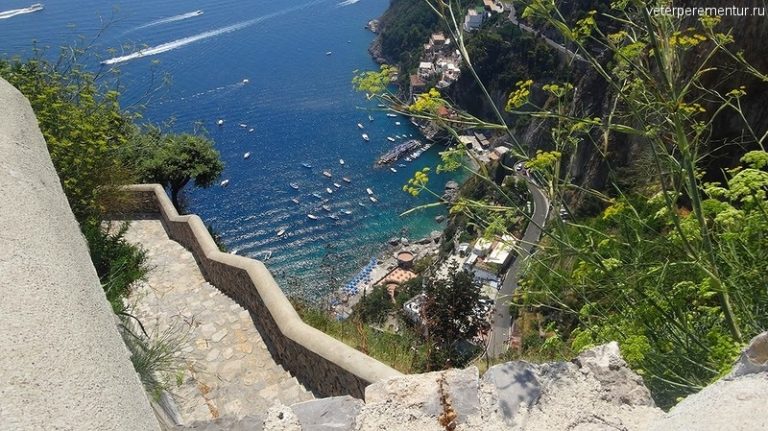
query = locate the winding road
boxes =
[486,172,549,358]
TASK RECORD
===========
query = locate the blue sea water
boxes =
[0,0,450,299]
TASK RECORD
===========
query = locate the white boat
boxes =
[386,113,397,118]
[322,205,331,212]
[368,115,374,122]
[378,104,386,108]
[242,78,249,84]
[322,170,332,178]
[398,163,407,168]
[243,152,251,159]
[302,162,313,168]
[256,250,272,261]
[366,188,373,195]
[357,123,364,129]
[216,119,224,126]
[342,177,351,183]
[390,167,397,173]
[339,159,345,165]
[333,182,341,188]
[326,51,333,55]
[290,183,299,190]
[342,209,352,215]
[248,128,254,132]
[308,214,319,220]
[277,229,286,236]
[362,133,369,142]
[369,196,378,203]
[291,198,300,204]
[404,157,412,162]
[239,123,247,128]
[395,121,401,126]
[312,192,323,199]
[326,187,333,194]
[387,137,396,142]
[220,179,230,187]
[328,214,339,220]
[358,202,366,207]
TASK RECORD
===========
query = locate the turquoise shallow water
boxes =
[0,0,451,299]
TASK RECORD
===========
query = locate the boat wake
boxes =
[0,3,44,20]
[337,0,360,6]
[135,10,203,30]
[102,0,326,66]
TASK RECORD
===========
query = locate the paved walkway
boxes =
[121,218,313,426]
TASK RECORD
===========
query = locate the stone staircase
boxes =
[120,218,312,427]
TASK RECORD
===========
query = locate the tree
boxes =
[129,129,224,209]
[423,262,481,368]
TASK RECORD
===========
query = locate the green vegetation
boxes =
[362,0,768,409]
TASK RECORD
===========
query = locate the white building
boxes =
[418,61,436,78]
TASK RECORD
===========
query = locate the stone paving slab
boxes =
[120,218,313,426]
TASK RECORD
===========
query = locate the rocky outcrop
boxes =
[259,333,768,430]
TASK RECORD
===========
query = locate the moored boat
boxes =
[362,133,369,142]
[290,182,299,190]
[386,113,397,117]
[342,209,352,215]
[328,214,339,220]
[357,123,364,129]
[322,205,331,212]
[333,182,341,188]
[220,179,230,187]
[342,177,351,183]
[326,187,333,194]
[369,196,378,203]
[395,121,401,125]
[366,188,374,195]
[308,214,319,220]
[322,170,332,178]
[390,167,397,173]
[217,119,224,126]
[339,159,345,165]
[302,162,313,168]
[291,198,300,204]
[368,115,374,122]
[277,229,286,236]
[387,137,396,142]
[243,152,251,159]
[312,192,323,199]
[239,123,247,128]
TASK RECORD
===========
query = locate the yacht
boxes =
[326,51,333,55]
[387,137,396,142]
[368,115,374,122]
[390,167,398,173]
[242,78,249,84]
[322,205,331,212]
[322,170,332,178]
[333,182,341,188]
[369,196,378,203]
[290,183,299,190]
[220,179,230,187]
[248,128,254,132]
[357,123,364,129]
[342,177,352,183]
[301,162,313,168]
[362,133,370,142]
[328,214,340,220]
[404,157,412,162]
[216,119,224,126]
[277,229,286,237]
[243,152,251,159]
[239,123,247,128]
[339,159,345,165]
[366,188,374,195]
[291,198,300,204]
[326,187,333,194]
[308,214,319,220]
[312,192,323,199]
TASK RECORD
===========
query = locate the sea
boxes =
[0,0,451,300]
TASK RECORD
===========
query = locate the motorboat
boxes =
[390,167,397,173]
[342,177,351,183]
[358,202,366,207]
[366,188,373,195]
[326,187,333,194]
[322,170,332,178]
[239,123,247,128]
[290,183,299,190]
[277,229,286,236]
[243,152,251,159]
[328,214,339,220]
[378,104,386,108]
[339,159,345,165]
[312,192,323,199]
[357,123,364,129]
[326,51,333,55]
[322,205,331,212]
[362,133,370,142]
[404,157,412,162]
[395,121,401,126]
[398,163,407,168]
[368,115,374,122]
[220,179,230,187]
[242,78,249,84]
[248,128,254,132]
[291,198,300,204]
[307,214,319,220]
[216,119,224,126]
[369,196,378,203]
[333,182,341,188]
[386,113,397,117]
[387,137,396,142]
[342,209,352,215]
[302,163,313,168]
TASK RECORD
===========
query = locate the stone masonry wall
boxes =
[115,185,402,399]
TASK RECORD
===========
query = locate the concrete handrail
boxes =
[118,184,402,398]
